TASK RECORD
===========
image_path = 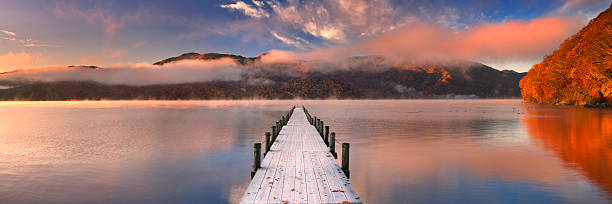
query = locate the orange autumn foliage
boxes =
[520,4,612,106]
[523,107,612,194]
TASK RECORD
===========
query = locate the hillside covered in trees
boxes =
[520,4,612,107]
[0,55,524,100]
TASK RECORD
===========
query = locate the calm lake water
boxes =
[1,100,611,203]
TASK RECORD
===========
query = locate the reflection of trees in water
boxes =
[523,106,612,196]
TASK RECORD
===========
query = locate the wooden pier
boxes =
[241,107,361,204]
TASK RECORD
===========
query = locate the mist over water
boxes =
[0,100,610,203]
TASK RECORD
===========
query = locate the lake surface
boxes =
[1,100,611,203]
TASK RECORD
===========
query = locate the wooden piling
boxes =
[271,126,277,143]
[342,143,350,178]
[308,112,312,124]
[276,121,280,133]
[265,132,271,156]
[325,126,330,146]
[320,121,324,137]
[330,132,337,158]
[251,143,261,178]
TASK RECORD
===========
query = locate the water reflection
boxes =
[0,101,290,203]
[523,105,612,199]
[0,100,611,203]
[294,100,611,203]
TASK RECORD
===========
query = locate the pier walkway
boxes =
[240,108,361,204]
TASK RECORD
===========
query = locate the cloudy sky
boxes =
[0,0,610,72]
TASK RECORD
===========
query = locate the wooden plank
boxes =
[294,130,308,203]
[268,150,286,203]
[315,151,348,202]
[309,151,333,203]
[240,160,267,203]
[303,150,321,203]
[319,151,361,203]
[253,144,282,203]
[280,131,296,203]
[240,108,361,204]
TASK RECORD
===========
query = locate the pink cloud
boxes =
[77,56,102,65]
[275,16,583,65]
[0,51,45,72]
[460,17,583,60]
[76,41,148,65]
[54,2,150,35]
[0,29,16,36]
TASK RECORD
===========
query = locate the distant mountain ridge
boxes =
[0,52,526,100]
[153,52,264,65]
[520,4,612,107]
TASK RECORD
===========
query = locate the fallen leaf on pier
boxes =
[291,188,295,191]
[343,201,351,203]
[327,155,332,157]
[266,177,271,179]
[268,182,273,184]
[282,200,288,204]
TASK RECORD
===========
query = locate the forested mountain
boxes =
[520,4,612,107]
[0,55,524,100]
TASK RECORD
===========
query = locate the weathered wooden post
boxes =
[342,143,350,178]
[251,143,261,178]
[307,111,311,124]
[271,126,277,143]
[320,121,325,137]
[282,116,286,126]
[276,121,280,133]
[320,122,323,135]
[330,132,337,158]
[324,126,330,146]
[313,116,315,126]
[265,132,271,156]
